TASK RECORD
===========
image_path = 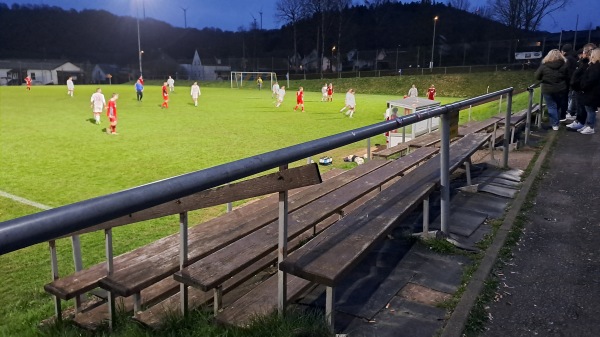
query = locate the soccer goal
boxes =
[230,71,277,89]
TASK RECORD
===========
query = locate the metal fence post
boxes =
[278,164,289,315]
[179,212,189,316]
[503,90,513,168]
[440,112,451,234]
[366,138,371,161]
[525,87,534,145]
[70,235,84,312]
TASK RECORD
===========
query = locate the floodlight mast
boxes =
[430,16,438,69]
[137,0,143,76]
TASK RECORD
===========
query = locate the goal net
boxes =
[230,72,277,89]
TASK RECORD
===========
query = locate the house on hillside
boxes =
[0,60,83,86]
[91,64,131,84]
[179,50,231,81]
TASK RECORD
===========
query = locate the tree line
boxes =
[0,1,563,73]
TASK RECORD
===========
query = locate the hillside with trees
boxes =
[0,2,539,75]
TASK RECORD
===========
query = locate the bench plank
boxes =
[279,133,491,287]
[174,147,438,291]
[99,160,391,297]
[66,164,322,237]
[216,273,313,327]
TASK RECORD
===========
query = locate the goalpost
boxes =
[230,71,277,89]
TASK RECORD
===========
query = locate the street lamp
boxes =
[430,16,438,69]
[136,1,143,76]
[331,46,336,71]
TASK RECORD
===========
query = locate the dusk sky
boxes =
[3,0,598,33]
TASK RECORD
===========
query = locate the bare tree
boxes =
[332,0,352,71]
[276,0,304,69]
[488,0,570,31]
[448,0,471,11]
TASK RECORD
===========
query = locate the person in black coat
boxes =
[562,44,578,120]
[534,49,569,130]
[579,48,600,135]
[566,43,597,131]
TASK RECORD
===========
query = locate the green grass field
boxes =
[0,74,536,336]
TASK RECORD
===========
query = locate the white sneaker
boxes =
[552,125,559,131]
[578,126,590,133]
[565,113,575,120]
[566,121,583,129]
[580,127,595,135]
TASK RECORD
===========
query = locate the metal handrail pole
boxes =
[525,87,535,145]
[503,90,514,168]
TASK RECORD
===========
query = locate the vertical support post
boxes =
[503,90,513,168]
[278,164,289,315]
[366,138,371,161]
[49,240,62,321]
[422,197,430,237]
[133,293,142,313]
[105,228,115,331]
[326,286,335,332]
[213,286,223,315]
[71,235,84,313]
[498,95,503,114]
[465,158,472,186]
[525,88,534,145]
[440,112,451,235]
[179,212,189,316]
[468,105,472,122]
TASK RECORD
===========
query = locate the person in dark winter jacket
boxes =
[561,44,579,119]
[566,43,597,131]
[578,48,600,135]
[534,49,569,130]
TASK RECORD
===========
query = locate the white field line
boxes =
[0,190,52,210]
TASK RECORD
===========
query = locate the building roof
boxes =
[0,59,81,71]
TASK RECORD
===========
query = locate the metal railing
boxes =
[0,87,514,256]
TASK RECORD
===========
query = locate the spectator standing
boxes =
[90,88,106,125]
[567,43,597,131]
[190,82,201,107]
[578,48,600,135]
[135,79,144,102]
[167,76,175,92]
[561,44,578,120]
[66,76,75,97]
[427,84,436,100]
[408,84,418,98]
[534,49,569,130]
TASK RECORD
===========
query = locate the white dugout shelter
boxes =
[385,97,441,146]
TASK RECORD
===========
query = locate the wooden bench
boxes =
[496,104,540,145]
[279,133,491,330]
[372,131,442,160]
[44,164,339,323]
[65,161,391,327]
[171,148,439,321]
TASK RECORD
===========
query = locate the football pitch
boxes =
[0,83,524,335]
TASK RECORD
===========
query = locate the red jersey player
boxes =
[427,84,436,100]
[294,87,305,112]
[138,76,144,85]
[24,76,32,91]
[327,83,334,102]
[106,93,119,135]
[161,82,169,108]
